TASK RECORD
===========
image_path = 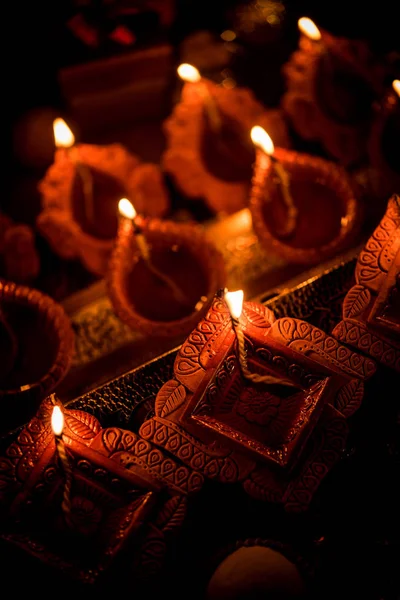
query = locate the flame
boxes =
[392,80,400,97]
[298,17,321,41]
[177,63,201,83]
[118,198,137,220]
[250,126,274,155]
[51,405,64,436]
[53,118,75,149]
[224,289,244,320]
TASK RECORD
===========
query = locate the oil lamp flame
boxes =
[53,118,75,149]
[177,63,201,83]
[251,126,274,155]
[224,289,244,320]
[118,198,137,220]
[51,405,64,436]
[392,80,400,98]
[298,17,321,41]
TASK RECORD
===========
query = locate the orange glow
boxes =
[298,17,321,41]
[392,80,400,97]
[177,63,201,83]
[51,405,64,436]
[53,118,75,149]
[118,198,137,220]
[250,126,274,155]
[224,289,244,320]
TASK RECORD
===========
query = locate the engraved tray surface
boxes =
[1,257,399,600]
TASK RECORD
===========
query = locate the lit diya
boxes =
[36,118,162,277]
[0,280,74,433]
[368,80,400,200]
[107,198,226,337]
[249,126,362,265]
[162,63,290,215]
[282,17,388,166]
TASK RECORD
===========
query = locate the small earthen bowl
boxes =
[0,280,74,433]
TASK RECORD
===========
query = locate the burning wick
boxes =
[251,126,298,238]
[53,118,94,226]
[118,199,189,307]
[224,289,296,388]
[298,17,321,42]
[177,63,221,132]
[392,80,400,98]
[50,399,73,528]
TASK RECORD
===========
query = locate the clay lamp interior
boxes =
[0,280,74,433]
[162,63,290,215]
[368,80,400,196]
[282,17,381,165]
[107,198,226,337]
[249,126,361,265]
[36,118,140,276]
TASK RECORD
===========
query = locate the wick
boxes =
[51,396,74,529]
[231,317,297,388]
[270,155,298,238]
[69,146,95,227]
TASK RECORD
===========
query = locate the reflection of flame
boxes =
[118,198,137,220]
[298,17,321,41]
[392,80,400,98]
[53,118,75,149]
[224,289,244,320]
[51,405,64,436]
[177,63,201,83]
[250,126,274,155]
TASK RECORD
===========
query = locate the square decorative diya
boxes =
[333,194,400,371]
[140,295,376,511]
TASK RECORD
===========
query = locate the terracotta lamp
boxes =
[333,195,400,372]
[368,80,400,200]
[37,119,169,276]
[107,198,226,337]
[139,291,376,512]
[0,213,40,284]
[162,63,291,215]
[0,396,200,583]
[0,280,74,433]
[249,126,361,266]
[282,17,388,166]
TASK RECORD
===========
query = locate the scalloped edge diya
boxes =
[162,80,291,215]
[0,396,197,583]
[139,294,376,512]
[249,147,362,266]
[107,216,226,338]
[37,143,141,276]
[0,281,74,432]
[282,20,390,166]
[333,194,400,371]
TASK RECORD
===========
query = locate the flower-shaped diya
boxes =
[36,119,151,276]
[249,126,361,265]
[0,280,74,433]
[162,64,290,215]
[282,17,389,166]
[333,194,400,372]
[107,199,226,337]
[139,292,376,512]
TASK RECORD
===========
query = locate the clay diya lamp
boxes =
[0,396,199,583]
[139,291,376,512]
[37,118,143,276]
[0,280,74,433]
[249,126,361,266]
[162,63,291,215]
[333,194,400,372]
[108,198,226,338]
[282,17,388,166]
[0,214,40,284]
[368,80,400,200]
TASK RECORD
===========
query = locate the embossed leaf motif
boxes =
[343,285,371,318]
[155,495,187,531]
[155,380,186,418]
[244,302,275,328]
[65,410,101,440]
